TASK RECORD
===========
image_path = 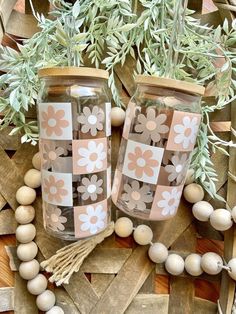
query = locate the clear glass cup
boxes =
[37,67,111,240]
[112,76,205,221]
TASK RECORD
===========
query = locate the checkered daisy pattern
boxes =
[38,102,111,239]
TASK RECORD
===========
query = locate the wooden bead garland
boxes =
[13,151,236,309]
[183,174,235,232]
[14,153,64,313]
[114,217,236,280]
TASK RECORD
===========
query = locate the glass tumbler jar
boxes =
[37,67,111,240]
[112,76,205,221]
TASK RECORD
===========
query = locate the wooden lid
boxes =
[135,75,205,96]
[38,67,109,80]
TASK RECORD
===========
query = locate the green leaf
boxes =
[72,0,80,18]
[118,23,136,32]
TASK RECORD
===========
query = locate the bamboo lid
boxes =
[38,67,109,80]
[135,75,205,96]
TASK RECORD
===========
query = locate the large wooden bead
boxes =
[16,186,36,205]
[32,152,41,170]
[185,254,203,276]
[183,183,204,204]
[133,225,153,245]
[201,252,223,275]
[111,107,126,127]
[148,243,168,263]
[209,209,233,231]
[27,274,48,295]
[227,258,236,281]
[17,241,38,261]
[24,169,41,189]
[36,290,56,311]
[231,206,236,223]
[19,259,40,280]
[16,224,36,243]
[115,217,133,237]
[15,205,35,224]
[192,201,214,222]
[165,254,184,276]
[46,306,65,314]
[184,168,195,185]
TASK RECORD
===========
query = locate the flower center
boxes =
[136,157,146,167]
[88,115,97,125]
[51,213,59,223]
[50,186,57,195]
[131,191,141,201]
[176,164,183,173]
[90,152,98,161]
[168,198,175,206]
[146,120,156,131]
[87,184,96,194]
[48,118,57,127]
[48,151,57,161]
[90,216,98,224]
[184,127,192,137]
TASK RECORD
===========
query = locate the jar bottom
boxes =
[44,226,77,241]
[115,198,176,222]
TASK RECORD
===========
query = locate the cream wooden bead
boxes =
[165,254,184,276]
[115,217,133,237]
[19,259,40,280]
[201,252,223,275]
[17,241,38,261]
[36,290,56,311]
[46,306,65,314]
[227,258,236,281]
[24,169,41,189]
[27,274,48,295]
[183,183,204,204]
[185,254,203,276]
[231,206,236,223]
[192,201,214,222]
[32,152,41,170]
[16,186,36,205]
[148,243,168,263]
[16,224,36,243]
[209,209,233,231]
[15,205,35,224]
[111,107,126,127]
[133,225,153,245]
[184,168,195,185]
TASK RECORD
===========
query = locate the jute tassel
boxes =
[41,222,115,286]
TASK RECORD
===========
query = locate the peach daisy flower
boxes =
[128,146,158,178]
[43,175,68,203]
[45,205,67,231]
[41,105,69,137]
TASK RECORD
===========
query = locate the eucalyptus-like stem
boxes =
[65,16,79,67]
[164,0,188,78]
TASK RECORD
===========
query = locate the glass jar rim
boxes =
[38,66,109,80]
[135,75,205,96]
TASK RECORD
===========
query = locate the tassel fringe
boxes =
[41,222,115,286]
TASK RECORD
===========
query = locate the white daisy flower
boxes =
[79,204,106,234]
[174,116,199,149]
[158,188,182,216]
[78,140,106,172]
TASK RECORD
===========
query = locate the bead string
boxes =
[114,167,236,280]
[114,217,236,279]
[15,152,64,314]
[14,155,236,312]
[183,169,236,232]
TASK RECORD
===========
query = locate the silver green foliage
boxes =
[0,0,236,200]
